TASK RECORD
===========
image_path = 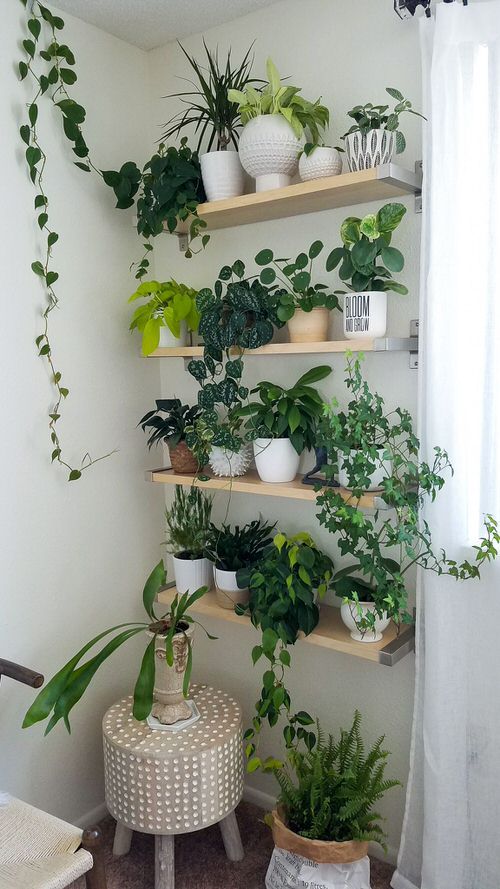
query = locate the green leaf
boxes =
[46,271,59,286]
[69,470,82,481]
[48,232,59,248]
[182,639,193,697]
[23,39,36,58]
[31,261,45,276]
[380,246,404,273]
[74,162,90,172]
[288,405,301,433]
[260,268,276,285]
[255,249,274,266]
[291,271,311,292]
[142,560,166,620]
[133,637,155,720]
[377,203,407,233]
[20,125,30,145]
[251,645,263,665]
[247,757,262,773]
[279,649,291,667]
[295,711,314,726]
[19,61,28,80]
[294,365,332,386]
[28,18,41,39]
[325,247,344,272]
[38,213,48,229]
[386,86,404,102]
[309,240,324,259]
[60,68,77,85]
[29,103,38,126]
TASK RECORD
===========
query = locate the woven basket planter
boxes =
[168,440,198,474]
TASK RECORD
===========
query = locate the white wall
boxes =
[148,0,422,858]
[0,7,163,824]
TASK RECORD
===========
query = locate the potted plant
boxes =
[267,711,400,883]
[326,202,408,340]
[128,279,199,354]
[228,58,329,191]
[342,86,425,171]
[254,242,340,343]
[186,411,253,479]
[22,561,214,731]
[139,399,202,474]
[236,366,332,483]
[298,141,343,182]
[162,42,259,201]
[206,519,275,610]
[165,485,214,594]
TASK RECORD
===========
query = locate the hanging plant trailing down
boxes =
[18,0,116,480]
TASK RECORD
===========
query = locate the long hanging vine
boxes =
[18,0,114,480]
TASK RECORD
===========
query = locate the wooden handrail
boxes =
[0,658,44,689]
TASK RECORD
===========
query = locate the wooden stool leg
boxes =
[155,835,175,889]
[82,827,107,889]
[219,810,244,862]
[113,821,133,856]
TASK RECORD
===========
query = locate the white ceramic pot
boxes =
[159,322,187,348]
[214,567,250,610]
[208,444,252,478]
[344,130,396,172]
[288,307,330,343]
[340,601,390,643]
[343,291,387,340]
[172,554,213,595]
[151,624,194,724]
[299,146,342,181]
[200,150,245,202]
[253,438,300,483]
[238,115,301,192]
[338,449,392,492]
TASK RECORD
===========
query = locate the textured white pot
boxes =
[172,554,213,595]
[200,150,245,202]
[238,115,301,192]
[299,146,342,181]
[253,438,300,483]
[208,444,252,478]
[288,307,330,343]
[340,601,390,643]
[151,624,194,724]
[344,130,396,172]
[338,449,392,492]
[159,322,187,348]
[343,291,387,340]
[214,568,250,610]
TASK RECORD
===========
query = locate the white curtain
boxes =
[392,4,500,889]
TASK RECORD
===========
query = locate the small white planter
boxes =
[340,601,390,643]
[299,146,342,182]
[159,322,187,348]
[338,449,392,492]
[238,115,301,192]
[209,444,252,478]
[253,438,300,483]
[344,130,396,172]
[344,291,387,340]
[214,568,250,610]
[200,150,245,202]
[288,307,330,343]
[172,554,213,595]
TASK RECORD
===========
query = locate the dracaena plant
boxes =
[139,399,202,449]
[235,531,334,773]
[254,242,341,323]
[129,280,199,356]
[205,519,276,571]
[22,561,213,733]
[325,202,408,295]
[228,58,329,142]
[315,355,500,633]
[343,87,425,154]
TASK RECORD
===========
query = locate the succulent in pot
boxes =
[326,202,408,340]
[342,86,425,172]
[139,399,202,474]
[164,485,214,594]
[206,519,275,610]
[298,141,343,182]
[236,366,332,483]
[228,58,329,192]
[128,279,199,355]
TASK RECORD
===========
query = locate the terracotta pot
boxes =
[288,307,330,343]
[168,440,198,474]
[150,624,194,724]
[271,808,369,864]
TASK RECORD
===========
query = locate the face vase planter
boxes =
[343,291,387,340]
[253,438,300,483]
[150,624,194,724]
[238,115,301,192]
[340,601,391,643]
[200,150,245,202]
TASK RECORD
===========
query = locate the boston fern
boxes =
[206,519,275,571]
[139,399,201,449]
[275,711,400,849]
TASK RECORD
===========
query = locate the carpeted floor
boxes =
[76,802,393,888]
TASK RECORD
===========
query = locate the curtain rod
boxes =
[394,0,468,18]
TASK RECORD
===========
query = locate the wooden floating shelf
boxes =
[157,587,414,667]
[146,468,387,510]
[175,163,422,232]
[149,336,418,359]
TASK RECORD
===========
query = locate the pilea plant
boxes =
[235,532,334,773]
[254,242,341,322]
[316,355,500,633]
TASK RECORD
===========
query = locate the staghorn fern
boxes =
[276,710,400,849]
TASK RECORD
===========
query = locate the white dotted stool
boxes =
[103,684,244,889]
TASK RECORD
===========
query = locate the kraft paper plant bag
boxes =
[265,847,371,889]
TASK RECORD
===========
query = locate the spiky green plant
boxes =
[275,711,400,849]
[164,485,213,558]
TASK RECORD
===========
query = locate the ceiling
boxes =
[50,0,280,51]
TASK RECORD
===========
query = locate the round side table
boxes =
[103,684,244,889]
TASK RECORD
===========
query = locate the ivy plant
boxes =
[254,242,341,322]
[343,87,425,154]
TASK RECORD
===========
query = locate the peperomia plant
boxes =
[254,242,341,322]
[343,87,425,154]
[316,355,500,633]
[326,203,408,296]
[235,531,334,772]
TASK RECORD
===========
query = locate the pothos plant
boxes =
[235,532,334,773]
[316,355,500,633]
[254,242,341,323]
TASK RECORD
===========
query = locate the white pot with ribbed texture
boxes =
[238,115,301,192]
[343,291,387,340]
[214,568,250,610]
[172,554,213,595]
[338,449,392,492]
[344,129,396,172]
[299,146,342,182]
[200,150,245,202]
[340,601,391,643]
[253,438,300,483]
[159,321,187,348]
